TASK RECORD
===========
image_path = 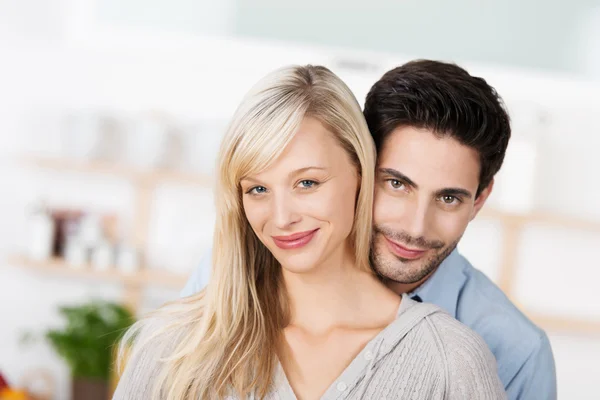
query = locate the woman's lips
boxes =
[272,229,319,250]
[384,236,428,260]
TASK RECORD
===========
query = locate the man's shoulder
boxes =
[456,256,550,376]
[458,258,545,345]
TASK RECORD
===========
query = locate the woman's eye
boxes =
[248,186,267,195]
[299,180,317,189]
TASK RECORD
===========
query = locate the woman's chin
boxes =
[279,256,320,275]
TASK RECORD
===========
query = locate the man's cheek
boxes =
[373,194,395,224]
[436,215,468,245]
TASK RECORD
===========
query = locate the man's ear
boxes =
[470,179,494,221]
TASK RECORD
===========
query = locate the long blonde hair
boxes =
[118,65,376,399]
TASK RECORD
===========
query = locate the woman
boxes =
[114,65,505,399]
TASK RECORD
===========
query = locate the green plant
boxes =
[43,300,135,381]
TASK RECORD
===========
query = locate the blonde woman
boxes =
[113,65,505,400]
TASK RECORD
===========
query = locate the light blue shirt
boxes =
[180,248,557,400]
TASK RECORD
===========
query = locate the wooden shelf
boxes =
[22,156,213,187]
[8,255,188,290]
[526,311,600,336]
[479,207,600,233]
[20,154,210,309]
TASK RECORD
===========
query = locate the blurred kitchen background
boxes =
[1,0,599,399]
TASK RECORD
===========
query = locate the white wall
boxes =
[235,0,600,76]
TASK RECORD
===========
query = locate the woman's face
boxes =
[241,117,360,274]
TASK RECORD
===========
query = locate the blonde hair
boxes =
[118,65,376,399]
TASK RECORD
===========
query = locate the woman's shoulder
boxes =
[113,302,201,400]
[401,300,506,398]
[397,299,494,365]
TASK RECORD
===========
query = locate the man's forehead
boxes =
[377,126,481,190]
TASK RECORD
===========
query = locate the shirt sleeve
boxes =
[180,247,213,297]
[505,333,557,400]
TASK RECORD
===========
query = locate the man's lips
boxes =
[384,236,428,260]
[272,229,319,250]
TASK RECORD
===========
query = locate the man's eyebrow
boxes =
[379,168,473,198]
[435,187,473,199]
[378,168,418,189]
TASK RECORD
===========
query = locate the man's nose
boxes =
[404,198,430,240]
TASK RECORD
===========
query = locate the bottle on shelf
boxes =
[26,201,55,262]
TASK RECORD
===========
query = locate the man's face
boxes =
[372,126,492,292]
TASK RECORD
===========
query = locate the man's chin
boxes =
[387,264,437,285]
[393,255,425,264]
[374,249,444,284]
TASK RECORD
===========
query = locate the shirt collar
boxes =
[409,249,469,318]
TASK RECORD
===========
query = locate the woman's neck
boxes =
[282,247,386,334]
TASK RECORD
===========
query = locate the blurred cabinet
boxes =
[13,156,213,312]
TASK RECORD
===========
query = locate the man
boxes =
[181,60,557,400]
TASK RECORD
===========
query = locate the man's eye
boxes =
[388,179,405,189]
[441,195,460,205]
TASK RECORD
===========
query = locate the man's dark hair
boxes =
[363,59,511,197]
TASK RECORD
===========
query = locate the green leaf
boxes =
[40,300,135,381]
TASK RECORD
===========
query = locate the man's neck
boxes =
[386,268,437,296]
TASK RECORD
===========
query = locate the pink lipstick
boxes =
[272,229,319,250]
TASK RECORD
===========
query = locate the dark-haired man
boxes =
[182,60,557,400]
